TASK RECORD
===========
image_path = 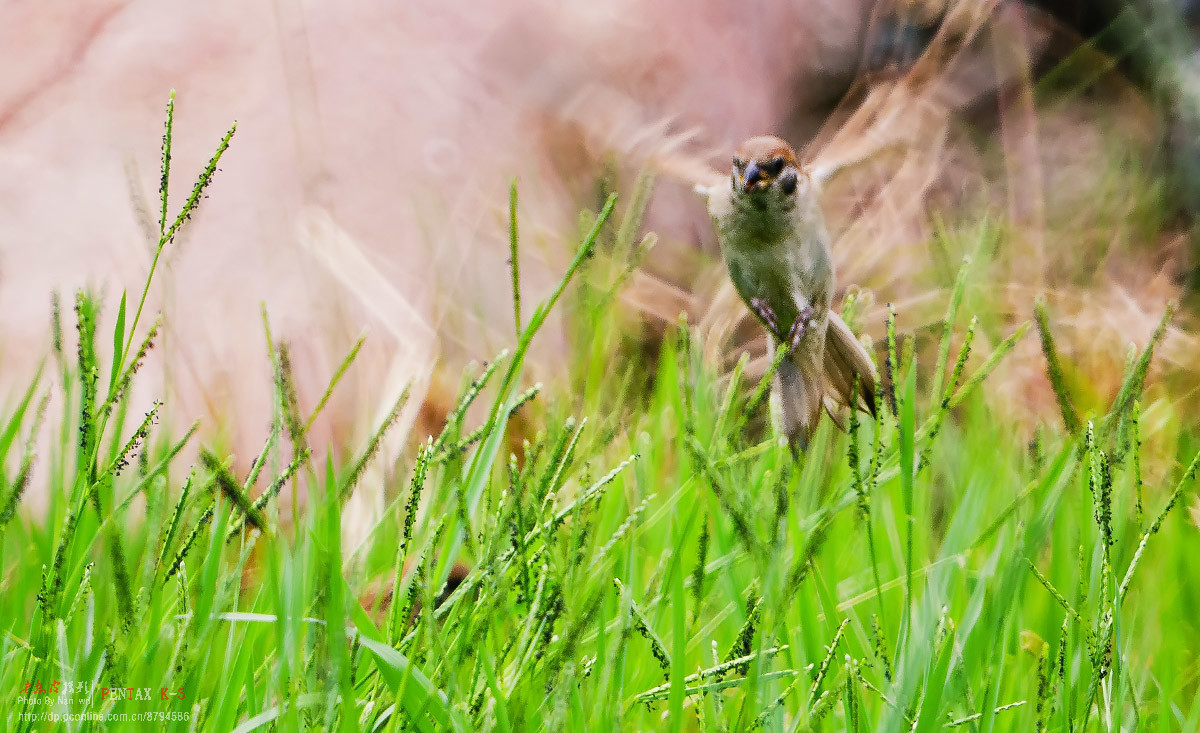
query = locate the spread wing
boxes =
[823,312,878,417]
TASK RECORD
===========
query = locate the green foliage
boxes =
[1,97,1199,733]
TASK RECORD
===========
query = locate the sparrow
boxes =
[704,135,877,450]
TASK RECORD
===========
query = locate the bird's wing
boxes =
[824,312,878,416]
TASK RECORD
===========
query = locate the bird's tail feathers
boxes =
[776,348,825,452]
[776,313,878,451]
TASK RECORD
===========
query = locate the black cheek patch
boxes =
[780,171,797,195]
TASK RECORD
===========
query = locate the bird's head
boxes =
[730,136,806,201]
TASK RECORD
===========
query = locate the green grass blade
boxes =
[105,291,127,407]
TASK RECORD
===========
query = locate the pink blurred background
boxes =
[0,0,871,444]
[3,1,1196,520]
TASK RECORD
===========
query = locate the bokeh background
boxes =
[3,0,1199,524]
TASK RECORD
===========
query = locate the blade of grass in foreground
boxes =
[345,579,468,732]
[898,338,917,647]
[433,193,617,588]
[668,516,686,732]
[928,258,969,411]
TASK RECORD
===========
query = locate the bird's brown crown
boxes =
[732,136,799,169]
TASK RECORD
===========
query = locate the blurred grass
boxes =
[1,95,1200,733]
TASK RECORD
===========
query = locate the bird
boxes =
[702,135,878,450]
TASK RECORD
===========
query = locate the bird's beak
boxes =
[743,162,765,191]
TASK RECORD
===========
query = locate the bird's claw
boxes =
[785,305,816,352]
[748,297,780,336]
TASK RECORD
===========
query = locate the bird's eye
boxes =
[732,157,746,171]
[762,156,785,176]
[779,171,797,195]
